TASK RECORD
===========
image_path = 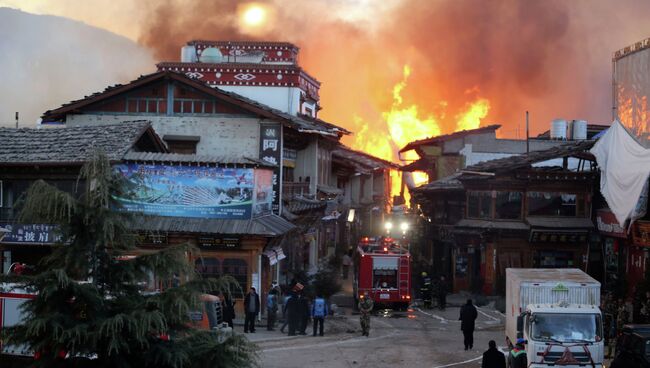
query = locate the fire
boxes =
[456,98,490,131]
[352,64,490,206]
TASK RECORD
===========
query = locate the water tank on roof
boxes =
[550,119,567,140]
[572,120,588,140]
[199,47,223,63]
[180,45,197,63]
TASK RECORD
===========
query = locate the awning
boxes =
[130,214,296,237]
[526,217,594,229]
[455,219,530,231]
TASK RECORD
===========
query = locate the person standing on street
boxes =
[298,292,310,335]
[244,287,260,333]
[358,294,374,337]
[312,293,328,336]
[286,292,300,336]
[420,272,432,309]
[508,338,527,368]
[481,340,505,368]
[266,288,278,331]
[222,292,235,329]
[342,251,353,280]
[280,291,291,333]
[459,298,478,350]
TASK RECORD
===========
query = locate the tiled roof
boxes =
[526,217,594,229]
[455,219,530,231]
[41,71,347,138]
[412,173,463,192]
[0,121,153,165]
[399,125,501,153]
[123,152,273,167]
[131,214,296,236]
[332,145,399,171]
[461,140,595,175]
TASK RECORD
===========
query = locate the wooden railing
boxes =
[282,181,311,199]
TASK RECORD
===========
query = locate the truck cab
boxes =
[518,303,603,367]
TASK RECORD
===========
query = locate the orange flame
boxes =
[352,65,490,207]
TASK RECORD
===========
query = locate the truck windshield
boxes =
[530,313,601,343]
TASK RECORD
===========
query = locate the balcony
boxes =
[282,181,311,200]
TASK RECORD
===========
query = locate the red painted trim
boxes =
[0,293,35,299]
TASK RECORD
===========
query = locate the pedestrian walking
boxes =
[358,294,374,337]
[459,298,478,350]
[267,288,278,331]
[342,251,353,280]
[298,292,310,335]
[280,292,291,333]
[507,338,527,368]
[481,340,505,368]
[285,292,300,336]
[243,287,260,333]
[312,293,329,336]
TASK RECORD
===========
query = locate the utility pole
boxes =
[526,111,530,155]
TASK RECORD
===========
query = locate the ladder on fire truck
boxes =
[398,256,409,300]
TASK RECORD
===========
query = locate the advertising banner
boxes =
[115,164,261,219]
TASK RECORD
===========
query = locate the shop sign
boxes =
[632,220,650,248]
[198,236,240,249]
[0,223,61,245]
[596,209,627,238]
[529,230,588,243]
[259,123,282,214]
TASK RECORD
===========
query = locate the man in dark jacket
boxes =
[297,293,310,335]
[243,287,260,333]
[459,298,478,350]
[481,340,505,368]
[508,338,527,368]
[285,292,300,336]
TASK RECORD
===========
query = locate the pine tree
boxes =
[1,152,258,367]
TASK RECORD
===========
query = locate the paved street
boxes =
[246,300,506,368]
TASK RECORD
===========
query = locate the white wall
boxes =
[294,139,318,194]
[217,85,302,116]
[66,114,262,158]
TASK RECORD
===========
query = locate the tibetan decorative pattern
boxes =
[234,73,256,81]
[185,71,204,79]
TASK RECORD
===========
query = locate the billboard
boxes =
[614,38,650,147]
[114,164,272,219]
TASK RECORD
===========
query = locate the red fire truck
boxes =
[354,237,411,310]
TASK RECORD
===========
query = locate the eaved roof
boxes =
[399,125,501,153]
[460,140,595,175]
[332,145,399,173]
[41,71,348,138]
[131,214,296,237]
[0,121,163,165]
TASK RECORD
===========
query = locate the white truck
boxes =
[506,268,603,368]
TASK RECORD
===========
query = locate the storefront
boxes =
[630,220,650,295]
[596,209,629,293]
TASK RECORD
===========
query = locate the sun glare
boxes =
[242,5,266,27]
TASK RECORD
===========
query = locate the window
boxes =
[163,135,200,154]
[282,166,294,182]
[528,192,578,216]
[495,192,522,219]
[467,191,491,219]
[195,258,221,278]
[223,258,248,298]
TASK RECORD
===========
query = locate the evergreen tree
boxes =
[1,152,257,367]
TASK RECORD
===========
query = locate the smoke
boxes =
[0,7,154,127]
[133,0,650,141]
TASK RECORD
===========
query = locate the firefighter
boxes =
[507,338,527,368]
[358,294,374,337]
[420,272,432,309]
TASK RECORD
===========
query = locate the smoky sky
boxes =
[136,0,650,141]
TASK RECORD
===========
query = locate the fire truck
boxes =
[354,237,411,310]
